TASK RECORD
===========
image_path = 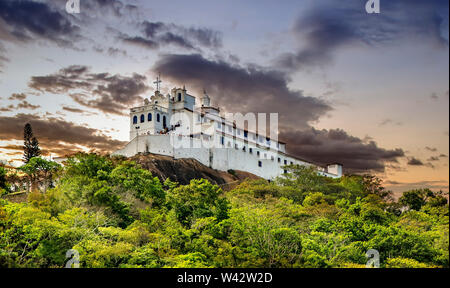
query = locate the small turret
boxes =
[202,89,210,107]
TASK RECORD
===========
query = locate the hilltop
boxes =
[127,153,260,189]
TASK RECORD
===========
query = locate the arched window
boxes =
[157,113,160,122]
[178,93,182,101]
[133,116,138,124]
[163,116,167,129]
[140,114,145,123]
[148,113,152,121]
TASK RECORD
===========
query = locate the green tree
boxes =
[167,179,229,226]
[23,123,41,163]
[399,189,428,211]
[0,166,8,189]
[19,157,61,193]
[110,161,165,206]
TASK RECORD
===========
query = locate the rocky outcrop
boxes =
[129,153,260,188]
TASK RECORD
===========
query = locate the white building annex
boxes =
[113,81,343,180]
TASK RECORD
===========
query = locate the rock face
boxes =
[129,153,260,189]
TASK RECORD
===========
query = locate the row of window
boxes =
[257,160,288,173]
[217,122,280,148]
[133,113,164,124]
[220,136,294,167]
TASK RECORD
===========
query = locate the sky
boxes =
[0,0,448,194]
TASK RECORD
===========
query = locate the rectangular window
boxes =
[249,148,253,154]
[244,131,248,138]
[221,136,224,145]
[237,129,241,135]
[229,126,232,133]
[257,151,260,156]
[217,122,221,129]
[258,161,262,167]
[284,159,287,165]
[235,144,238,149]
[278,157,281,163]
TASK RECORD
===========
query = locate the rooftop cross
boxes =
[153,73,162,92]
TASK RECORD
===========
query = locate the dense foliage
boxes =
[0,154,448,268]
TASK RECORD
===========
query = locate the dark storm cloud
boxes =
[0,42,8,72]
[85,0,133,17]
[120,21,222,51]
[154,53,405,172]
[279,128,404,173]
[0,0,80,47]
[407,157,424,166]
[154,53,330,129]
[29,65,149,115]
[276,0,449,70]
[121,36,159,49]
[0,113,125,156]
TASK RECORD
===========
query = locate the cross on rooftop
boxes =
[153,73,162,92]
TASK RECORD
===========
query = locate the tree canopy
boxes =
[0,154,448,268]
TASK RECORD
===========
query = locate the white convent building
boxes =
[113,84,343,179]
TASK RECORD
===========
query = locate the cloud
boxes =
[120,21,222,51]
[83,0,135,17]
[0,42,8,72]
[8,93,27,101]
[0,113,125,157]
[276,0,449,71]
[153,53,405,172]
[16,101,40,110]
[0,100,40,111]
[0,0,80,47]
[379,118,403,127]
[425,146,438,152]
[153,53,330,129]
[0,104,14,112]
[407,157,424,166]
[430,92,439,100]
[121,36,159,49]
[279,128,405,173]
[29,65,149,115]
[385,180,449,194]
[62,106,85,114]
